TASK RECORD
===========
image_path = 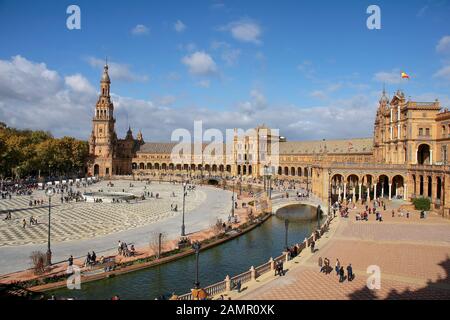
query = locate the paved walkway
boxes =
[226,201,450,300]
[0,181,231,275]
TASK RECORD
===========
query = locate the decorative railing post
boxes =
[225,275,231,292]
[250,266,256,281]
[285,251,289,262]
[269,257,275,271]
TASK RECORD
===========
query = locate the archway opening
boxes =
[417,144,431,165]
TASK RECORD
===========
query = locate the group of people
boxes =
[274,260,285,276]
[117,240,135,257]
[393,209,411,219]
[84,251,97,267]
[319,257,354,283]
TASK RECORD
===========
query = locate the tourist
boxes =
[236,280,242,293]
[118,240,123,255]
[22,219,26,229]
[335,259,341,276]
[318,257,323,271]
[68,255,74,267]
[85,252,92,267]
[339,266,345,282]
[310,239,315,253]
[91,251,97,264]
[347,263,354,281]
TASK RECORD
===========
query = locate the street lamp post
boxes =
[284,219,289,250]
[45,188,55,265]
[231,182,235,217]
[328,168,332,217]
[192,241,202,288]
[316,205,321,230]
[306,166,310,197]
[181,182,187,237]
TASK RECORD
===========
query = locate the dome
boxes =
[101,65,110,83]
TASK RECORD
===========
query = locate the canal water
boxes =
[50,204,322,300]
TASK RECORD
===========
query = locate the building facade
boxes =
[87,68,450,218]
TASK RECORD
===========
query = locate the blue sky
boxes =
[0,0,450,141]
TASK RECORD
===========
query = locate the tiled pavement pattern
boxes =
[240,203,450,300]
[0,181,213,246]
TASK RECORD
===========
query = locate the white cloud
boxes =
[433,65,450,80]
[373,69,403,84]
[178,42,197,52]
[0,56,95,138]
[156,95,176,106]
[417,5,428,17]
[65,74,95,94]
[221,19,262,44]
[87,57,149,82]
[197,80,210,88]
[211,41,241,66]
[131,24,150,36]
[181,51,217,75]
[174,20,186,33]
[436,35,450,54]
[4,56,449,145]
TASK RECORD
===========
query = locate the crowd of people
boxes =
[319,257,354,283]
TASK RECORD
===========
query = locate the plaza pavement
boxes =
[0,181,232,275]
[220,200,450,300]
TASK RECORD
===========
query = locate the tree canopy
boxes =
[0,124,88,179]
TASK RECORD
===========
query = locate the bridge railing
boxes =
[175,214,334,300]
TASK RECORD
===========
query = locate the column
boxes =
[343,183,347,201]
[430,149,433,165]
[352,187,356,203]
[338,187,342,202]
[374,184,377,200]
[397,106,401,139]
[358,183,362,203]
[415,148,418,165]
[389,183,392,200]
[381,186,384,198]
[424,177,429,198]
[404,184,408,200]
[367,185,371,203]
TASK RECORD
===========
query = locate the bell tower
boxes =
[88,61,117,176]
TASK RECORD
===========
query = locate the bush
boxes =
[412,197,431,211]
[30,251,47,275]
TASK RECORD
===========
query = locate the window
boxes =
[419,128,423,136]
[425,128,430,136]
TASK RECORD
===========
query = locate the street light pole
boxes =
[231,182,235,217]
[192,241,201,288]
[306,166,310,197]
[317,205,321,230]
[181,182,187,237]
[45,188,54,265]
[328,168,332,217]
[284,219,289,249]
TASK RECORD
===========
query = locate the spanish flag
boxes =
[401,72,410,79]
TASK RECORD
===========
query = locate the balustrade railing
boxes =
[175,215,333,300]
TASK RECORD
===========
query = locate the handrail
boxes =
[175,205,334,300]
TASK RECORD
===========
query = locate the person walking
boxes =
[335,259,341,276]
[347,263,354,281]
[22,219,26,229]
[339,266,345,282]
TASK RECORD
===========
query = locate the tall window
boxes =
[425,128,430,136]
[443,145,448,165]
[419,128,423,136]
